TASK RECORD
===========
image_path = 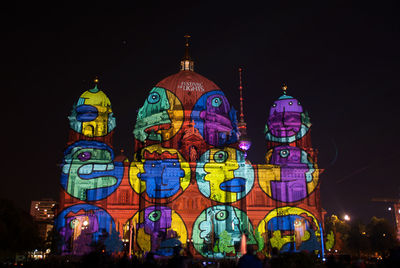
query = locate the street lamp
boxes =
[344,214,350,221]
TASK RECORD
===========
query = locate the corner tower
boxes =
[255,84,324,254]
[57,79,125,255]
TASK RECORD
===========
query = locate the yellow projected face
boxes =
[196,147,254,203]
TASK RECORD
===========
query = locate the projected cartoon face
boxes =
[129,145,190,202]
[69,88,116,137]
[196,147,254,203]
[134,87,184,142]
[60,141,124,201]
[258,145,318,202]
[192,205,256,258]
[265,96,311,143]
[55,204,116,255]
[256,207,320,253]
[124,206,187,256]
[191,90,238,146]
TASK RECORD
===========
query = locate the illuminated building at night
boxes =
[30,199,57,242]
[56,38,329,257]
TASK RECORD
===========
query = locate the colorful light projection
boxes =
[133,87,184,142]
[60,141,124,201]
[192,205,257,258]
[191,90,239,146]
[258,145,319,202]
[123,206,187,256]
[55,204,119,255]
[264,95,311,143]
[60,69,325,257]
[129,145,190,202]
[196,147,254,203]
[256,207,320,253]
[69,86,116,137]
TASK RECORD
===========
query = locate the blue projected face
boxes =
[76,105,99,122]
[139,159,185,198]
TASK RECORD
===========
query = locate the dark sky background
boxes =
[2,1,399,224]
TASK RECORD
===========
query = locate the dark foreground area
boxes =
[3,251,400,268]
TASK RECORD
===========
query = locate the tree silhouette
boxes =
[0,199,40,259]
[367,217,398,257]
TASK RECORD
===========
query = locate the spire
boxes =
[89,76,100,93]
[180,35,194,71]
[237,67,251,155]
[184,35,191,60]
[239,67,245,124]
[282,82,287,95]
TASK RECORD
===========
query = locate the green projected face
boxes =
[133,87,184,142]
[61,141,123,201]
[192,205,257,258]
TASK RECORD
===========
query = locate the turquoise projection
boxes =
[133,87,184,142]
[60,141,124,201]
[192,205,257,258]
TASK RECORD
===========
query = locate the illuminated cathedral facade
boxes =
[56,41,331,258]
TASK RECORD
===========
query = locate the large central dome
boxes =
[134,68,238,146]
[156,70,220,109]
[133,37,239,147]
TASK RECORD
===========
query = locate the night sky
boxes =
[2,1,399,223]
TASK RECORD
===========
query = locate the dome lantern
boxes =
[180,35,194,71]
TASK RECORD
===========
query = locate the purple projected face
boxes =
[139,206,172,232]
[269,145,312,202]
[199,93,233,144]
[60,213,100,255]
[268,98,303,137]
[270,145,304,165]
[137,206,172,251]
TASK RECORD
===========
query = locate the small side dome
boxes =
[264,85,311,143]
[69,84,116,137]
[78,85,111,107]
